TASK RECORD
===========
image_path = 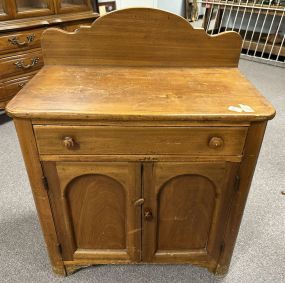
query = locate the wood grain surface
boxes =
[13,119,66,275]
[0,49,43,79]
[7,7,276,277]
[0,72,36,102]
[33,125,247,156]
[0,28,44,55]
[142,161,239,266]
[67,174,126,250]
[41,8,242,67]
[157,174,216,250]
[43,161,142,262]
[6,66,275,121]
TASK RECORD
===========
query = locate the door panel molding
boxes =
[43,161,141,262]
[142,161,239,264]
[157,174,216,251]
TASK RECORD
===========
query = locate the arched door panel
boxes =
[158,175,216,250]
[66,174,126,250]
[142,162,239,266]
[43,162,141,262]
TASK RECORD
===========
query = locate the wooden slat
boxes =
[39,154,243,163]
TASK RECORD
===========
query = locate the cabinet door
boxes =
[142,162,239,267]
[43,162,142,262]
[56,0,91,13]
[13,0,55,17]
[0,0,13,19]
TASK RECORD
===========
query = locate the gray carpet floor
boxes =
[0,59,284,283]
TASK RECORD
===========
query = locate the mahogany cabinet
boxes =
[6,8,275,276]
[0,0,98,109]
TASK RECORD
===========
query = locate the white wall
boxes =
[116,0,185,16]
[116,0,158,9]
[157,0,184,16]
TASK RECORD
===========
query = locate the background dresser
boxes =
[6,8,275,277]
[0,0,98,109]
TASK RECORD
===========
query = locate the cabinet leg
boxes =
[214,264,229,277]
[65,265,93,276]
[52,265,67,276]
[14,119,66,276]
[215,122,267,274]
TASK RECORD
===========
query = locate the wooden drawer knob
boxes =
[208,137,224,149]
[63,137,75,149]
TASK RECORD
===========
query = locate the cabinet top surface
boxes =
[5,8,275,121]
[6,65,275,121]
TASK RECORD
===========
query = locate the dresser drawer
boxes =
[0,50,43,79]
[34,126,248,156]
[0,28,45,55]
[0,73,36,102]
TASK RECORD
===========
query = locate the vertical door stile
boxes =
[141,161,156,262]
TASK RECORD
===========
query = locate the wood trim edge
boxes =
[215,121,267,275]
[13,118,66,276]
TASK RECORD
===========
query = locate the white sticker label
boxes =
[239,104,255,113]
[228,106,243,113]
[228,104,255,113]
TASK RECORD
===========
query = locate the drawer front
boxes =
[0,73,36,102]
[0,50,43,79]
[0,28,45,55]
[34,126,248,156]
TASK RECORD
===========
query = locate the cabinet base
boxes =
[53,263,229,277]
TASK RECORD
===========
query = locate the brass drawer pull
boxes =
[63,137,75,149]
[14,57,40,70]
[18,82,27,89]
[208,137,224,149]
[8,34,35,47]
[281,191,285,196]
[144,208,153,221]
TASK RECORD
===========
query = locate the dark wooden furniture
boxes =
[0,0,99,109]
[6,8,275,276]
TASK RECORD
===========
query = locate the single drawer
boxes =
[0,49,43,79]
[34,126,248,156]
[0,28,45,55]
[0,73,36,102]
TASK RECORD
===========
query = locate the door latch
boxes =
[134,198,144,206]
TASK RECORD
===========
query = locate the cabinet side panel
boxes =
[216,121,267,275]
[13,118,66,276]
